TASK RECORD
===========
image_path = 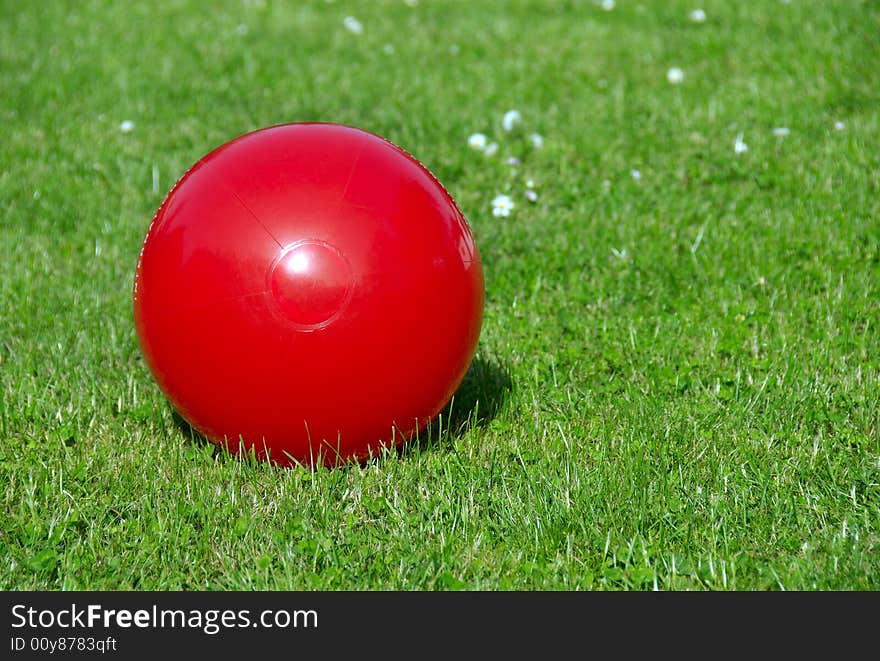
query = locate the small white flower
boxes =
[667,67,685,84]
[601,0,615,10]
[772,127,790,137]
[630,169,642,180]
[119,120,135,133]
[756,276,767,286]
[491,194,514,217]
[236,23,248,35]
[467,133,488,150]
[834,120,846,131]
[529,133,544,148]
[525,189,538,203]
[734,132,748,154]
[484,141,499,156]
[689,9,706,23]
[525,178,536,189]
[502,109,522,131]
[343,16,363,35]
[507,156,521,166]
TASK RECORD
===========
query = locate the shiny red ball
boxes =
[133,123,484,467]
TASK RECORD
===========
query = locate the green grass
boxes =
[2,0,878,590]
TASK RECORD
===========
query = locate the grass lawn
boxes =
[1,0,878,590]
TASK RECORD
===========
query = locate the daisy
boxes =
[689,9,706,23]
[667,67,685,84]
[630,169,642,180]
[343,16,363,35]
[601,0,615,10]
[734,132,748,154]
[491,194,514,217]
[502,109,522,131]
[530,133,544,148]
[834,120,845,131]
[119,120,135,133]
[772,127,790,137]
[525,189,538,203]
[484,141,499,156]
[467,133,488,150]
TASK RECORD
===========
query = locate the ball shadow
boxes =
[405,352,513,456]
[170,352,513,466]
[171,410,220,455]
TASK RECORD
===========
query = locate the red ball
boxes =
[133,123,484,467]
